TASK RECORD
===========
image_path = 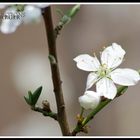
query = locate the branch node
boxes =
[48,54,57,65]
[60,104,65,109]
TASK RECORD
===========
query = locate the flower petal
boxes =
[86,72,99,90]
[96,77,117,99]
[0,19,18,34]
[0,7,22,34]
[74,54,100,71]
[79,91,101,110]
[101,43,126,69]
[23,5,42,24]
[111,68,140,86]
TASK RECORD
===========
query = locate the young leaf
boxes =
[24,96,30,105]
[32,86,43,105]
[59,5,80,26]
[24,91,32,106]
[67,4,80,18]
[28,91,33,103]
[60,5,80,25]
[24,87,42,106]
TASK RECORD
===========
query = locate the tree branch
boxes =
[42,6,70,136]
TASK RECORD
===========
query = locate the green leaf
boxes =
[32,86,42,106]
[24,86,42,106]
[24,96,31,105]
[28,91,33,103]
[67,5,80,18]
[58,5,80,26]
[24,91,33,106]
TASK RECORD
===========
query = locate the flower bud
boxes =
[79,91,100,110]
[42,100,51,112]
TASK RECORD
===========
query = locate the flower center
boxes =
[97,64,111,78]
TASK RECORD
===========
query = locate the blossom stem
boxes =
[71,85,128,135]
[80,107,84,117]
[42,6,70,136]
[31,106,57,120]
[82,86,128,126]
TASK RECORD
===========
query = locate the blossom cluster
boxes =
[0,4,49,34]
[74,43,140,110]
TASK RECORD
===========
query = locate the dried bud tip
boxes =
[76,114,80,120]
[76,114,84,124]
[82,126,88,133]
[42,100,51,112]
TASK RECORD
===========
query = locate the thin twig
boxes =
[54,5,80,39]
[42,6,70,136]
[31,106,57,121]
[71,85,128,136]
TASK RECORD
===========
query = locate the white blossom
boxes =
[23,5,42,24]
[0,4,50,34]
[74,43,140,99]
[79,91,101,110]
[0,7,23,34]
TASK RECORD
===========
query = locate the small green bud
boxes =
[48,55,56,64]
[60,15,71,25]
